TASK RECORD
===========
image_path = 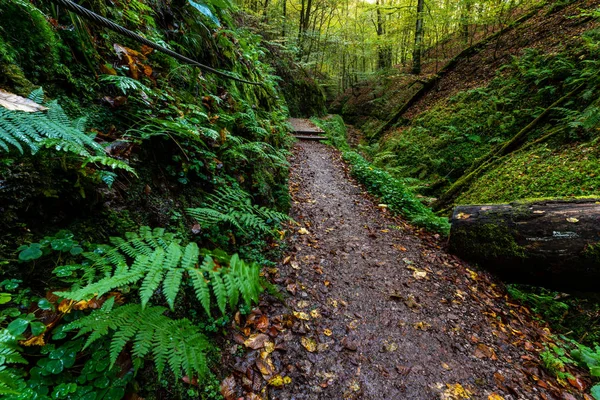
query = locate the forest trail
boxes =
[226,140,588,400]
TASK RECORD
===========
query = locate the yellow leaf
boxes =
[20,334,45,347]
[58,299,74,313]
[298,228,310,235]
[297,300,310,308]
[413,269,427,279]
[310,309,321,319]
[283,376,292,384]
[268,375,285,387]
[293,311,310,321]
[301,336,317,352]
[441,383,472,399]
[466,269,478,280]
[323,329,332,336]
[566,217,579,223]
[263,341,275,355]
[413,321,431,331]
[488,394,504,400]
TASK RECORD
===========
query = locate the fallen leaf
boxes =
[310,309,321,319]
[404,294,420,309]
[256,356,275,377]
[488,394,504,400]
[474,343,497,360]
[466,269,478,280]
[182,375,198,386]
[220,375,237,400]
[283,255,291,264]
[323,328,332,336]
[297,300,310,308]
[298,228,310,235]
[456,213,471,220]
[413,321,431,331]
[293,311,310,321]
[291,261,301,270]
[441,362,451,370]
[0,89,48,112]
[20,334,45,347]
[382,340,398,352]
[244,333,269,349]
[263,341,275,355]
[268,375,289,387]
[566,217,579,223]
[413,269,427,280]
[441,383,472,399]
[301,336,317,352]
[568,376,586,391]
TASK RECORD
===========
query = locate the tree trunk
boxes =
[282,0,286,37]
[449,200,600,291]
[412,0,425,74]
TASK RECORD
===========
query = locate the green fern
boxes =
[65,298,209,379]
[100,75,153,95]
[54,226,263,315]
[0,89,102,155]
[0,89,136,175]
[187,185,289,235]
[0,329,27,396]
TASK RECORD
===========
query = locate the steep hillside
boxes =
[331,0,600,210]
[0,0,324,398]
[332,0,600,135]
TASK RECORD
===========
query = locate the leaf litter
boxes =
[221,140,588,399]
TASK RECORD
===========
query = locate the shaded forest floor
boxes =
[223,138,592,399]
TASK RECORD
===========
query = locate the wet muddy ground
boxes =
[222,141,590,400]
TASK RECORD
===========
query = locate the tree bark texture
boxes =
[449,200,600,291]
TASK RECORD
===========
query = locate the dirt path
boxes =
[224,141,588,400]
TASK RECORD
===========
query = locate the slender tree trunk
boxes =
[412,0,425,74]
[282,0,286,38]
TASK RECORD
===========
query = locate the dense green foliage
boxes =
[315,115,450,234]
[0,0,308,397]
[366,35,600,203]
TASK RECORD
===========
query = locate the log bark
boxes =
[449,200,600,291]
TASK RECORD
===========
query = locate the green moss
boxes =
[457,141,600,205]
[450,222,526,260]
[583,242,600,263]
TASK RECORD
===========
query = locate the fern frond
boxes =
[66,303,209,378]
[187,184,289,236]
[55,226,263,316]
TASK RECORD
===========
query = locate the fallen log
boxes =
[448,199,600,291]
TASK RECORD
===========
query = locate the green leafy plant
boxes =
[66,298,210,379]
[0,89,102,155]
[187,185,289,236]
[540,343,574,381]
[55,226,263,315]
[571,343,600,398]
[314,115,450,234]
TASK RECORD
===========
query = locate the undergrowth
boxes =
[0,0,303,397]
[367,26,600,203]
[313,115,450,235]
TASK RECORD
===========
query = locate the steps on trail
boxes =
[288,118,326,141]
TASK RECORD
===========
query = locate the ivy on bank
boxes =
[314,115,450,235]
